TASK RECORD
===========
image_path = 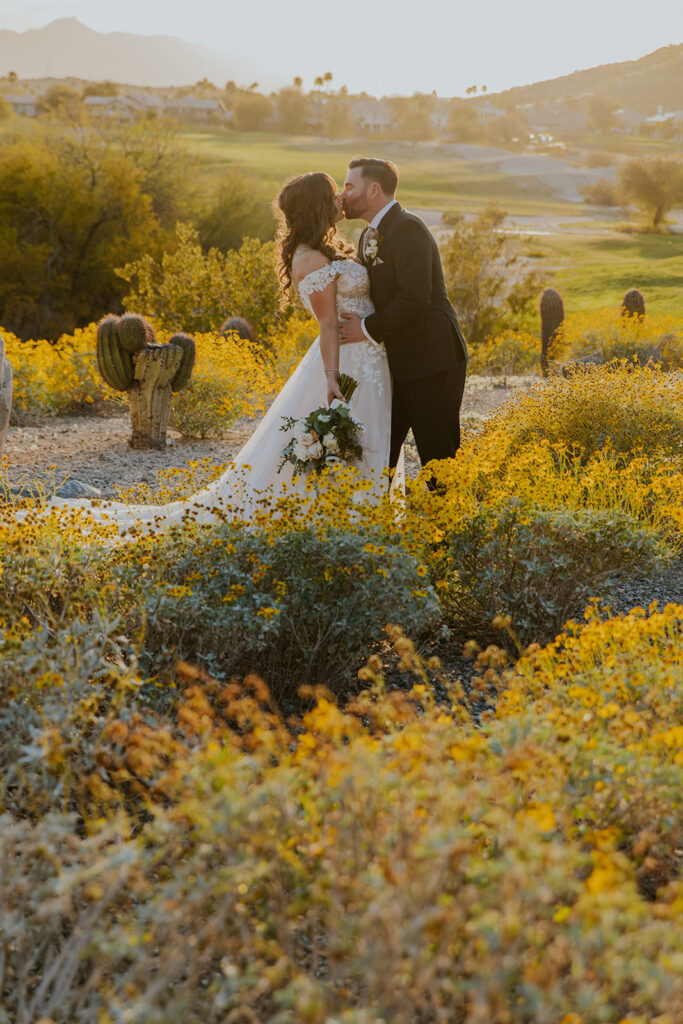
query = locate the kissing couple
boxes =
[41,157,469,534]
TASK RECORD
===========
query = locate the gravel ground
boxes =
[3,373,681,630]
[2,374,534,497]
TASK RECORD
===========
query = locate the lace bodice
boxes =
[295,259,387,397]
[296,260,375,319]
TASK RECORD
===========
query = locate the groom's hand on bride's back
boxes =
[339,313,366,345]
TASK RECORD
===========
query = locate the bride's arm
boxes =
[292,253,344,405]
[310,287,344,405]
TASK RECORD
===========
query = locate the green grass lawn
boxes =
[526,231,683,318]
[179,128,578,217]
[181,128,683,319]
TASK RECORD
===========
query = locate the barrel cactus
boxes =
[95,314,195,449]
[540,288,564,377]
[97,315,135,391]
[621,288,645,318]
[168,333,196,391]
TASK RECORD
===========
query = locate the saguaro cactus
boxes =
[540,288,564,378]
[621,288,645,318]
[96,315,195,449]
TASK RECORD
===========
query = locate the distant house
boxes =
[164,96,227,121]
[84,93,164,119]
[615,107,644,131]
[518,102,586,133]
[5,94,39,116]
[644,105,683,125]
[83,95,139,119]
[127,92,164,115]
[302,93,327,132]
[430,98,452,134]
[351,99,392,135]
[474,101,508,123]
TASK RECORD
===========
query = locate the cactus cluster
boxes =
[539,288,564,378]
[621,288,646,318]
[540,287,648,377]
[96,314,196,449]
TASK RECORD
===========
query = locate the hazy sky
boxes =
[1,0,682,95]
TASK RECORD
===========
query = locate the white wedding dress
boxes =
[33,259,399,535]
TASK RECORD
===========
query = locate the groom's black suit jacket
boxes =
[360,203,468,384]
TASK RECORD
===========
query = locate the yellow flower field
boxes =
[1,322,682,1021]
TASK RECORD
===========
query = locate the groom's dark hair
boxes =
[349,157,398,196]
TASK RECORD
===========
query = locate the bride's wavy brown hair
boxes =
[276,172,353,297]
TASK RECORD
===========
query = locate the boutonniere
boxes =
[364,231,384,266]
[365,237,379,260]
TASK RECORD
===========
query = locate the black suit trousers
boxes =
[389,363,467,470]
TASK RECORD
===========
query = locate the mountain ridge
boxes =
[488,43,683,113]
[0,19,681,111]
[0,17,252,89]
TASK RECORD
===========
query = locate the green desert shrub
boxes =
[3,607,680,1024]
[557,309,683,369]
[435,497,669,647]
[0,515,112,627]
[0,812,135,1023]
[467,329,539,376]
[0,615,140,819]
[118,224,284,338]
[117,523,439,697]
[486,362,683,463]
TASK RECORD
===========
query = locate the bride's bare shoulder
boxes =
[291,246,331,287]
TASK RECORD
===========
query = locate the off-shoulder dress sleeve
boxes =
[296,262,342,314]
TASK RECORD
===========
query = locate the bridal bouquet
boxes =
[279,374,363,475]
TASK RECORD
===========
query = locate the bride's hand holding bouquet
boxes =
[279,374,363,476]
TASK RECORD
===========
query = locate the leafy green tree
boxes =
[119,223,284,338]
[441,204,545,346]
[485,111,526,145]
[100,115,200,228]
[39,84,81,118]
[587,95,618,133]
[321,94,354,139]
[82,81,119,98]
[276,87,310,133]
[233,93,273,131]
[447,99,479,141]
[387,94,435,141]
[617,156,683,228]
[197,167,275,252]
[0,122,167,339]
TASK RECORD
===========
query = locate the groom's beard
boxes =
[342,200,365,220]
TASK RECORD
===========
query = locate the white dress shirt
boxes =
[361,199,397,341]
[369,199,397,230]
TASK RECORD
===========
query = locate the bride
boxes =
[26,172,399,534]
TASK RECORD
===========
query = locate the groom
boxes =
[339,156,468,474]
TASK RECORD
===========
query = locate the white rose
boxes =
[322,433,339,453]
[299,431,317,448]
[307,441,324,460]
[292,441,311,461]
[293,421,309,440]
[318,413,332,424]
